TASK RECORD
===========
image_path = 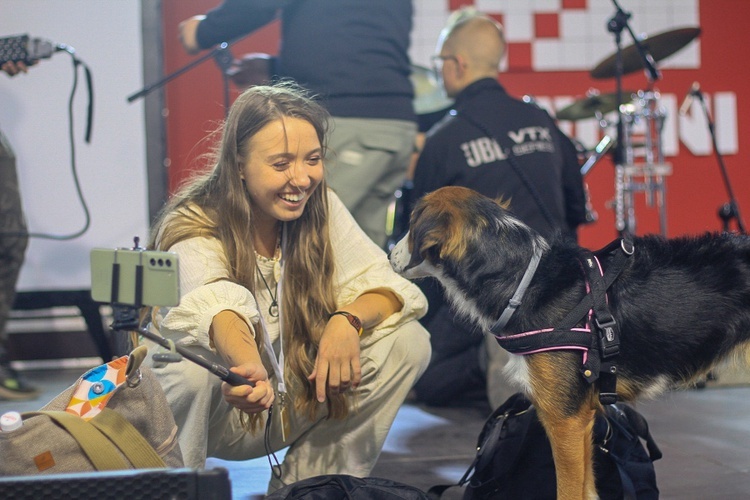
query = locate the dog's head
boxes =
[390,186,539,280]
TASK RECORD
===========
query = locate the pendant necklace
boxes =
[257,267,279,318]
[256,226,282,318]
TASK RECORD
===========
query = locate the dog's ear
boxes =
[410,194,475,266]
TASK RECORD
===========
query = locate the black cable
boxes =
[0,47,93,240]
[264,404,283,479]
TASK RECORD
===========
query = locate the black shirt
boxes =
[412,78,586,239]
[196,0,416,122]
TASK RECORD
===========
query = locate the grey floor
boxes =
[2,364,750,499]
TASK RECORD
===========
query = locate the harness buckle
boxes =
[595,316,616,330]
[595,316,620,359]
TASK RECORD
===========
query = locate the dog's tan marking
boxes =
[528,354,599,500]
[416,188,492,263]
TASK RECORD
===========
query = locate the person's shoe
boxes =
[0,362,40,401]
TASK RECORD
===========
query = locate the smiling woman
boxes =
[240,116,325,255]
[141,82,431,495]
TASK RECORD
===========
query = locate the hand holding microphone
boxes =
[0,34,72,76]
[1,60,31,76]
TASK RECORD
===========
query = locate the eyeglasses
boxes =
[430,54,457,75]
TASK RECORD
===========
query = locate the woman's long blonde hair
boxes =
[150,82,349,422]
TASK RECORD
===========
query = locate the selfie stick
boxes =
[110,308,248,387]
[107,242,248,387]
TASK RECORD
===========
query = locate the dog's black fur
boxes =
[397,187,750,400]
[389,186,750,498]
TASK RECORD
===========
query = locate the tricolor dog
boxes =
[389,186,750,500]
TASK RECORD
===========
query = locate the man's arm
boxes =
[179,0,288,53]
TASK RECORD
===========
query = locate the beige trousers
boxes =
[146,319,430,493]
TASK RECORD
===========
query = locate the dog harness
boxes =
[490,237,634,404]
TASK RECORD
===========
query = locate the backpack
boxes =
[266,474,431,500]
[430,393,661,500]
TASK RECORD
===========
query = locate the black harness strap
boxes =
[496,329,593,354]
[495,237,634,405]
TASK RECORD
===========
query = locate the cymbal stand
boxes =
[605,0,662,236]
[619,91,671,236]
[693,89,747,233]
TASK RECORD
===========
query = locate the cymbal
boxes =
[410,64,453,115]
[556,91,633,121]
[590,26,701,79]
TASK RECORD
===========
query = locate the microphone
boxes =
[679,81,701,116]
[0,34,70,66]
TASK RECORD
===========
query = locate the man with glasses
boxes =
[409,9,587,410]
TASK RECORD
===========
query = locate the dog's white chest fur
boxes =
[503,354,532,394]
[391,232,532,394]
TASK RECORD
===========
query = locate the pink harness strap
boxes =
[493,256,605,365]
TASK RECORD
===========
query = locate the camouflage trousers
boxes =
[0,130,28,361]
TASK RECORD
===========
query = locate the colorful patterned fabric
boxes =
[65,355,129,421]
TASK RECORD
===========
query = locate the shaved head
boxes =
[441,14,506,76]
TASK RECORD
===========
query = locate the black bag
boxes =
[266,474,431,500]
[430,393,661,500]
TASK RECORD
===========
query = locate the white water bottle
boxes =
[0,411,23,432]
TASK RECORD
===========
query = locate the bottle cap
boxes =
[0,411,23,432]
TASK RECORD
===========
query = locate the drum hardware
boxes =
[556,89,634,122]
[613,88,671,236]
[578,135,617,225]
[591,1,701,236]
[580,135,614,176]
[410,64,454,115]
[583,183,599,224]
[590,26,701,80]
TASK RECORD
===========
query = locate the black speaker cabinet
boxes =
[0,467,232,500]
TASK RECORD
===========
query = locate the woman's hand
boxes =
[221,362,274,414]
[308,315,362,402]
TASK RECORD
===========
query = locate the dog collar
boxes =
[490,244,544,334]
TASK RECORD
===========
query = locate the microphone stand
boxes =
[212,43,234,113]
[694,90,747,234]
[127,41,236,118]
[605,0,661,236]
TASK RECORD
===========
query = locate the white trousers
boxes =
[145,319,430,493]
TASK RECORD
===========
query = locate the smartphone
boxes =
[90,248,180,307]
